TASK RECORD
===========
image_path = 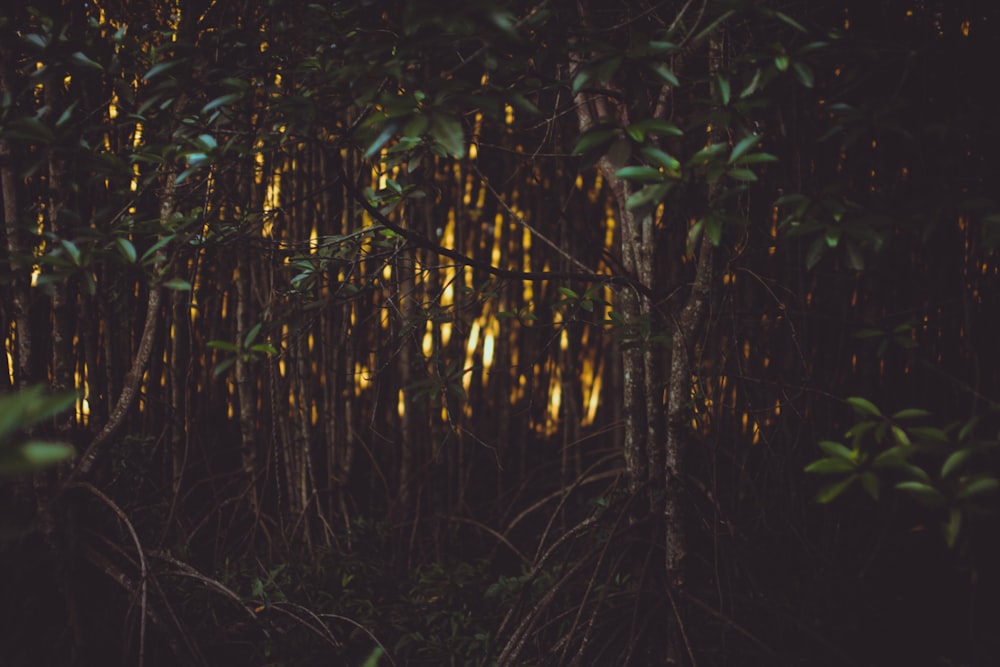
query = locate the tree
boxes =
[1,0,998,665]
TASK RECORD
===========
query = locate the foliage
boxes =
[0,386,76,475]
[807,398,1000,548]
[1,0,999,666]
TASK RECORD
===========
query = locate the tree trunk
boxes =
[0,53,33,389]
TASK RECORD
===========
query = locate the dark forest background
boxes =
[1,1,998,665]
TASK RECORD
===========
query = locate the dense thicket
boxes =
[1,1,998,665]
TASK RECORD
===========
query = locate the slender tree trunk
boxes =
[0,54,33,389]
[572,87,651,500]
[235,240,259,505]
[662,27,725,667]
[73,172,174,478]
[46,84,74,433]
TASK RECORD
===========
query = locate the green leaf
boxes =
[60,239,82,266]
[958,417,979,442]
[891,408,932,420]
[944,508,961,548]
[360,647,384,667]
[571,67,596,94]
[686,219,703,256]
[740,68,762,98]
[115,237,137,263]
[140,235,176,263]
[0,387,77,439]
[940,449,973,478]
[774,55,790,72]
[791,61,815,88]
[615,166,665,184]
[202,93,243,114]
[22,33,48,50]
[363,120,402,160]
[847,396,882,418]
[824,227,841,248]
[956,476,999,500]
[557,287,579,299]
[804,457,856,474]
[572,128,618,156]
[244,323,262,347]
[805,236,826,270]
[509,93,540,116]
[647,63,679,87]
[819,440,854,460]
[816,475,857,503]
[627,118,683,137]
[6,117,55,144]
[71,51,104,71]
[891,425,911,447]
[902,463,933,484]
[727,168,758,182]
[689,143,727,166]
[402,114,429,138]
[213,357,237,376]
[861,471,880,500]
[704,215,723,246]
[852,328,884,339]
[715,74,730,106]
[845,419,876,441]
[56,102,79,127]
[429,114,465,158]
[729,135,761,163]
[772,10,808,33]
[207,340,240,352]
[907,426,949,444]
[639,146,681,172]
[144,60,182,80]
[691,10,735,45]
[625,183,672,210]
[872,446,910,470]
[0,441,76,475]
[162,278,192,291]
[732,152,778,165]
[844,241,865,271]
[895,481,946,508]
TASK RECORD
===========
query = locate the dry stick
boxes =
[494,513,597,647]
[502,467,619,540]
[445,514,531,565]
[496,553,593,667]
[472,163,594,275]
[561,494,634,665]
[268,602,343,649]
[524,455,622,563]
[338,166,641,292]
[677,589,777,659]
[70,482,150,667]
[666,583,699,667]
[151,550,259,621]
[319,613,399,667]
[80,543,195,662]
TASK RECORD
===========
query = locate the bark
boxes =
[572,87,651,499]
[0,52,33,389]
[235,240,259,503]
[46,83,74,433]
[662,26,725,666]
